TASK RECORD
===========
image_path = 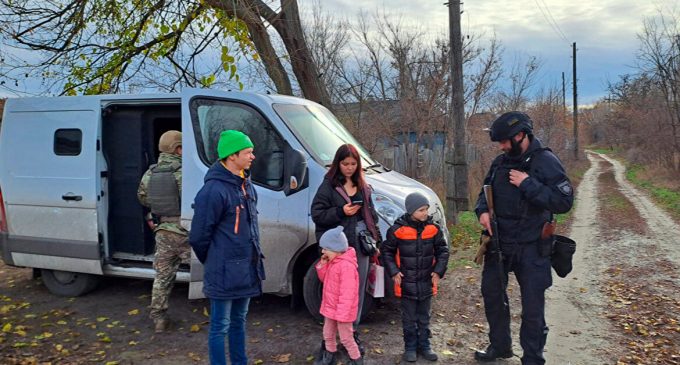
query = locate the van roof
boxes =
[4,89,313,112]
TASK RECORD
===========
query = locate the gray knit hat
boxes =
[319,226,348,253]
[405,192,430,215]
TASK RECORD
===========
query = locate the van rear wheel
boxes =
[302,259,374,322]
[41,269,99,297]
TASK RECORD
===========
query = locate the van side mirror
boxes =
[283,145,308,196]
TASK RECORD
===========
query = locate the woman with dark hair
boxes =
[311,144,381,354]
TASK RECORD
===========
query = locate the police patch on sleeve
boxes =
[557,180,573,196]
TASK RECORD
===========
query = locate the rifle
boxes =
[483,184,508,309]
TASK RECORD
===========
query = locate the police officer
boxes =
[474,112,574,364]
[137,130,190,333]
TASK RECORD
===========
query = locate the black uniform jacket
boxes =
[474,137,574,243]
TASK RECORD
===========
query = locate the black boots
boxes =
[347,357,364,365]
[474,345,514,362]
[404,349,438,362]
[314,348,337,365]
[353,331,365,356]
[419,348,439,361]
[403,351,417,362]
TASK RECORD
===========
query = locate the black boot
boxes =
[313,348,337,365]
[353,331,365,356]
[474,345,513,362]
[403,351,417,362]
[419,348,438,361]
[348,357,364,365]
[315,340,326,362]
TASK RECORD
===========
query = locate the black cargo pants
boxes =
[481,241,552,365]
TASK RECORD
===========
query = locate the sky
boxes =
[306,0,673,105]
[0,0,674,105]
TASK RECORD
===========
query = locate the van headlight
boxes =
[432,206,444,225]
[372,193,404,225]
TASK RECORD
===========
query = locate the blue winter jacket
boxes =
[189,162,265,300]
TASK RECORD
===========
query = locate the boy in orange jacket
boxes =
[381,192,450,362]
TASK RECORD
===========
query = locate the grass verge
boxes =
[626,164,680,221]
[448,211,480,270]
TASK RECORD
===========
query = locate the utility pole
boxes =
[561,72,566,116]
[572,42,579,160]
[445,0,468,225]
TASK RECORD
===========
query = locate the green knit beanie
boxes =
[217,130,254,160]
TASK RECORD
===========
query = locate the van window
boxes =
[190,98,285,189]
[273,103,374,166]
[54,129,82,156]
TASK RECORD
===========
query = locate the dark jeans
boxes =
[354,246,370,329]
[208,297,250,365]
[400,296,432,352]
[481,242,552,365]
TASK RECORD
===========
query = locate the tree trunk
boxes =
[244,0,332,108]
[275,0,332,107]
[205,0,292,95]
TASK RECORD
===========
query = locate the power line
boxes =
[540,0,568,41]
[533,0,569,43]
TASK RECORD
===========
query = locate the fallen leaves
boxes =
[271,353,291,363]
[602,270,680,364]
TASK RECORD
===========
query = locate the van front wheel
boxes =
[302,259,374,322]
[41,269,99,297]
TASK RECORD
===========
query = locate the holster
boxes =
[538,220,556,257]
[474,232,492,265]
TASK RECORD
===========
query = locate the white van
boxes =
[0,88,448,318]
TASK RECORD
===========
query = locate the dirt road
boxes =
[546,151,680,364]
[1,151,678,364]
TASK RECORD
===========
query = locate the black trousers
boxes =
[481,241,552,365]
[400,296,432,352]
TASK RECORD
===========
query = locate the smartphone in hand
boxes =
[351,199,363,206]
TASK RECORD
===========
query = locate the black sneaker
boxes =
[403,351,417,362]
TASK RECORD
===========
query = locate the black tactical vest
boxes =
[148,162,181,217]
[490,148,550,220]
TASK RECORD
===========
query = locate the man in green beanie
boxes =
[190,130,264,365]
[137,130,190,333]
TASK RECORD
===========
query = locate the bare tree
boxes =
[464,35,503,117]
[492,55,542,111]
[636,9,680,169]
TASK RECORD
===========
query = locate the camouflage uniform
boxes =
[137,152,190,323]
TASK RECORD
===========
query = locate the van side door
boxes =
[0,98,103,274]
[180,90,309,299]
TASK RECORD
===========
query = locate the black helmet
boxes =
[485,111,533,142]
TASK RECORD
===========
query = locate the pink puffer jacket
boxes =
[315,247,359,323]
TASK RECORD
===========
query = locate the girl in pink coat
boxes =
[315,226,363,365]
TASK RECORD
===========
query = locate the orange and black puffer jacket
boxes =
[381,214,450,300]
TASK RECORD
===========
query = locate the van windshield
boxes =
[273,103,375,166]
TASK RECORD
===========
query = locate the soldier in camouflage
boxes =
[137,130,190,333]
